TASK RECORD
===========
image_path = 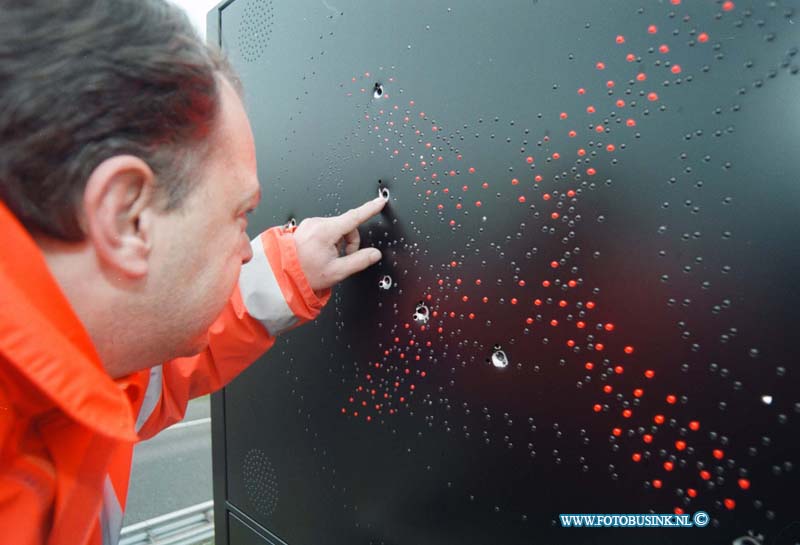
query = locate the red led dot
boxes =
[724,498,736,510]
[666,394,677,404]
[671,64,682,74]
[595,343,605,351]
[475,279,482,285]
[596,61,606,70]
[624,345,634,354]
[606,144,616,153]
[633,388,644,398]
[576,321,585,329]
[626,53,636,62]
[593,404,602,412]
[568,130,577,138]
[647,92,659,102]
[475,201,482,207]
[738,478,750,490]
[636,72,647,82]
[687,488,697,498]
[610,427,621,436]
[616,99,625,108]
[659,44,670,54]
[543,193,551,201]
[511,298,518,305]
[671,0,681,4]
[645,369,655,378]
[648,24,658,34]
[534,299,542,306]
[722,1,734,11]
[469,166,476,174]
[614,365,624,374]
[675,440,686,451]
[568,279,577,287]
[586,105,596,114]
[652,479,662,489]
[578,148,586,156]
[632,453,642,462]
[550,319,559,327]
[604,323,615,331]
[552,152,560,160]
[577,87,586,95]
[518,196,526,203]
[518,280,526,287]
[654,414,664,424]
[558,300,567,308]
[586,301,595,309]
[700,470,711,481]
[698,32,709,43]
[542,280,551,287]
[534,175,543,183]
[606,80,615,88]
[587,167,597,176]
[643,434,653,444]
[550,261,559,268]
[526,317,534,324]
[664,461,674,472]
[585,362,594,370]
[674,507,684,515]
[482,181,489,188]
[615,35,625,44]
[526,156,534,164]
[567,190,576,197]
[341,407,347,414]
[551,212,560,220]
[468,313,475,320]
[626,118,637,127]
[560,112,568,119]
[595,125,604,133]
[713,449,724,460]
[622,409,632,418]
[512,177,519,185]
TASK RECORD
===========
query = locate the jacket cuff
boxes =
[238,226,331,336]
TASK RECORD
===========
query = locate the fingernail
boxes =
[370,248,382,262]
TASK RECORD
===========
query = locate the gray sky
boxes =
[170,0,221,39]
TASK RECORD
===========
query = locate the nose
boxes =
[242,238,254,265]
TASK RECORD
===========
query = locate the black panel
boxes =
[211,1,800,544]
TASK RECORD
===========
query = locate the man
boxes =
[0,1,386,543]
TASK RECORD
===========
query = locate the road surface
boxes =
[123,396,213,525]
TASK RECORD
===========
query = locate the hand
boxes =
[293,196,387,292]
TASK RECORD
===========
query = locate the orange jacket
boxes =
[0,201,330,545]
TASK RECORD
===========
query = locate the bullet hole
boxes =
[413,301,430,325]
[378,275,393,290]
[489,344,509,369]
[373,83,384,99]
[283,217,297,230]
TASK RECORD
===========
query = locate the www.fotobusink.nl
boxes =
[559,511,710,528]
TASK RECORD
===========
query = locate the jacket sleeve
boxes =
[135,226,331,440]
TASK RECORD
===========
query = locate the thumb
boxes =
[324,247,382,285]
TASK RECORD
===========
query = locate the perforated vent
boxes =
[237,0,274,63]
[242,449,279,517]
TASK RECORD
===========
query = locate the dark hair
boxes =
[0,0,238,241]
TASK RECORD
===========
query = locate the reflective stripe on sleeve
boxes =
[238,235,298,336]
[100,475,123,545]
[135,365,163,433]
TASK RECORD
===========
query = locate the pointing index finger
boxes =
[334,196,387,236]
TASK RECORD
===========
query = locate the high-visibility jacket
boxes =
[0,200,331,545]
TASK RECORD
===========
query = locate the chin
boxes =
[180,331,211,358]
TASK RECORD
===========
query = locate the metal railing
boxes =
[119,501,214,545]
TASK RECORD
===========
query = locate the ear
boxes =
[82,155,156,278]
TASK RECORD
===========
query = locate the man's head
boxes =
[0,0,261,377]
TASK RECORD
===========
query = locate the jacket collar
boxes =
[0,201,137,441]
